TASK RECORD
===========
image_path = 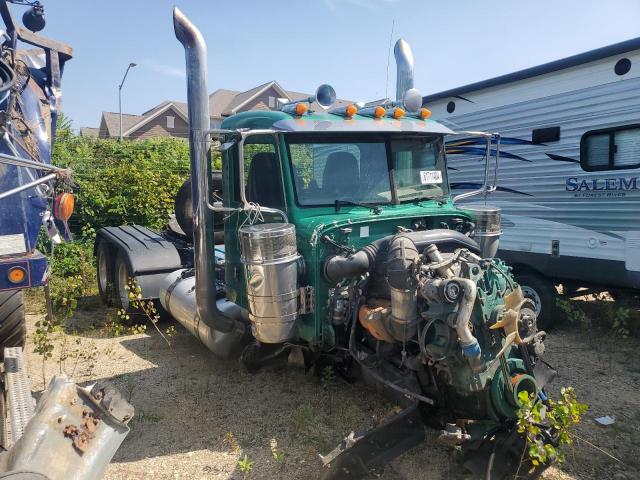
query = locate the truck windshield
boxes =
[286,134,448,207]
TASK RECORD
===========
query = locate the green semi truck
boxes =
[95,7,556,479]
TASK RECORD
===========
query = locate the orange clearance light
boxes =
[392,107,405,119]
[8,266,26,284]
[419,108,432,120]
[54,192,74,221]
[345,104,358,118]
[374,106,386,119]
[294,103,308,116]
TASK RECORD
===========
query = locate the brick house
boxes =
[83,80,350,139]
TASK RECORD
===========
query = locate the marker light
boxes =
[391,107,405,119]
[54,192,74,221]
[8,266,26,284]
[294,103,308,116]
[419,108,431,120]
[329,104,358,118]
[357,106,387,119]
[345,104,358,118]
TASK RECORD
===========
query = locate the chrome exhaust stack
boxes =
[171,7,244,356]
[394,38,414,102]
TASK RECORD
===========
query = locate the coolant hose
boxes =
[455,278,486,373]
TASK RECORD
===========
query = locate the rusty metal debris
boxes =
[63,422,94,455]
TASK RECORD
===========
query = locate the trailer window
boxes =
[581,125,640,171]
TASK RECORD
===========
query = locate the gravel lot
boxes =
[23,294,640,480]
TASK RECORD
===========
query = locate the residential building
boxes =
[83,80,351,139]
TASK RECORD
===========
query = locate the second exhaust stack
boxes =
[394,38,414,102]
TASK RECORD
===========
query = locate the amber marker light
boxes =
[294,103,308,116]
[392,107,405,119]
[419,108,432,120]
[374,106,386,119]
[54,192,74,221]
[345,104,358,118]
[8,266,26,284]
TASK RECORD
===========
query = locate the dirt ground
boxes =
[23,294,640,480]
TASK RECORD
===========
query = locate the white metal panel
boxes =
[434,58,640,268]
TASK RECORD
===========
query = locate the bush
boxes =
[53,136,198,232]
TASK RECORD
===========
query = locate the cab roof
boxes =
[220,110,454,135]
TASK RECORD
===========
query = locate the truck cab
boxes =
[219,110,475,346]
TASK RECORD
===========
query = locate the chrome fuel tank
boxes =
[239,223,300,343]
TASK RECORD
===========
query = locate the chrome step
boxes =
[3,347,35,447]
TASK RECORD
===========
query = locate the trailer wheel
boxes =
[96,240,114,306]
[515,271,557,330]
[0,290,26,353]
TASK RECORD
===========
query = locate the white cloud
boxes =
[144,61,185,79]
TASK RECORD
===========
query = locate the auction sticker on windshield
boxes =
[420,170,442,185]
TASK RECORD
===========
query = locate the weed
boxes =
[224,431,241,453]
[122,377,137,403]
[237,454,253,473]
[166,325,177,337]
[269,438,284,462]
[517,386,588,470]
[122,278,171,346]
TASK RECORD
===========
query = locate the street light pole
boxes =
[118,62,137,141]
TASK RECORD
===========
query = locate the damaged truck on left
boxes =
[0,1,133,479]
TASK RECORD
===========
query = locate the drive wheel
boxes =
[0,290,26,353]
[114,251,133,312]
[96,239,114,306]
[515,271,557,330]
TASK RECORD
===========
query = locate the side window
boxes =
[166,116,175,129]
[242,136,285,210]
[581,125,640,171]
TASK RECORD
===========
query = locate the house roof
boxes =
[209,88,240,119]
[423,35,640,103]
[100,112,143,138]
[222,81,289,116]
[79,127,98,138]
[121,102,189,137]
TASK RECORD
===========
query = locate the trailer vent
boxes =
[532,126,560,144]
[614,58,631,76]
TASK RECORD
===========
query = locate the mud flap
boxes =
[319,403,425,480]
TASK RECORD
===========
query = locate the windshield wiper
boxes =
[335,199,383,214]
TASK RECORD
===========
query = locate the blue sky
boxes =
[33,0,640,129]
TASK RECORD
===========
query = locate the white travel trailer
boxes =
[423,37,640,327]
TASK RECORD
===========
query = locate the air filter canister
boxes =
[465,205,502,258]
[239,223,300,343]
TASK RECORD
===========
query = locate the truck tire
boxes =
[515,271,557,331]
[0,290,26,352]
[96,239,114,306]
[174,172,223,241]
[114,251,133,312]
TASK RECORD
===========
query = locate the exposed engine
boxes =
[320,226,551,477]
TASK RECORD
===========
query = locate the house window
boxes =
[166,116,175,129]
[268,96,275,108]
[580,124,640,171]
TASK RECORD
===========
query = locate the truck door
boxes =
[223,133,287,306]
